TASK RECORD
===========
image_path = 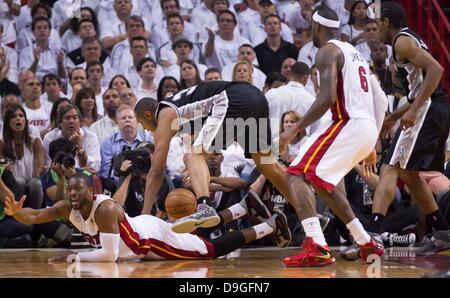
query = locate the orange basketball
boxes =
[164,188,198,219]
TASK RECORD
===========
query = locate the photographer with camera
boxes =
[112,142,172,217]
[99,105,154,181]
[41,138,98,206]
[42,104,101,173]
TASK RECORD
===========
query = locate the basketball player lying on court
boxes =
[4,175,291,262]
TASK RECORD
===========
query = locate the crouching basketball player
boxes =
[4,175,290,262]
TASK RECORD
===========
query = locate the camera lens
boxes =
[62,155,76,168]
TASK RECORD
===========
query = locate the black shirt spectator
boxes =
[255,39,299,75]
[67,47,109,67]
[254,15,299,75]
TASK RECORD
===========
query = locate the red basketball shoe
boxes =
[359,236,385,261]
[283,237,336,267]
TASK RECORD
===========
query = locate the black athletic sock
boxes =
[425,210,450,231]
[197,196,211,206]
[208,231,246,257]
[368,213,385,234]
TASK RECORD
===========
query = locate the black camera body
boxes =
[52,151,76,168]
[112,145,151,177]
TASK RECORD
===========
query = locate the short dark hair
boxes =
[136,57,156,72]
[69,67,86,81]
[162,0,180,9]
[265,72,288,87]
[86,60,103,76]
[134,97,159,118]
[77,19,96,33]
[31,2,52,19]
[381,1,408,29]
[217,10,237,24]
[364,18,378,26]
[32,17,51,32]
[131,36,148,48]
[166,13,184,25]
[49,138,77,160]
[239,43,254,51]
[42,73,61,86]
[263,14,281,25]
[81,36,101,49]
[69,173,93,188]
[291,62,311,76]
[205,67,221,76]
[126,15,145,29]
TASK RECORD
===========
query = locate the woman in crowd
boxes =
[180,60,202,90]
[74,87,101,127]
[109,75,131,91]
[277,111,305,164]
[0,105,46,210]
[157,76,181,101]
[232,61,253,84]
[341,1,369,45]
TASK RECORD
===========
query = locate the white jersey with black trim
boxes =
[327,40,376,123]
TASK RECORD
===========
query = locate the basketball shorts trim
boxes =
[288,118,378,192]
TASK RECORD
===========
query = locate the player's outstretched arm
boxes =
[142,108,178,214]
[4,195,71,225]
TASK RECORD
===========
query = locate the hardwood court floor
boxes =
[0,247,448,278]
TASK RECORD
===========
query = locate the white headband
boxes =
[312,11,340,28]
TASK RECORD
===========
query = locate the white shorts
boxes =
[288,118,378,192]
[118,215,215,260]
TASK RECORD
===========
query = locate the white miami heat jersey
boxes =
[69,194,212,261]
[327,40,376,123]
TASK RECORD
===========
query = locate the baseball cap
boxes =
[172,37,194,50]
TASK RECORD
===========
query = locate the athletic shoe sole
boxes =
[283,257,336,267]
[246,190,272,220]
[171,215,221,234]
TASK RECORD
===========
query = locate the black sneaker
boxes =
[171,204,221,234]
[416,229,450,256]
[268,211,292,248]
[381,232,416,247]
[240,190,272,222]
[340,232,383,261]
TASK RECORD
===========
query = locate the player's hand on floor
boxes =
[48,251,77,263]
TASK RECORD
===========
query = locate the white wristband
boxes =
[66,253,79,263]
